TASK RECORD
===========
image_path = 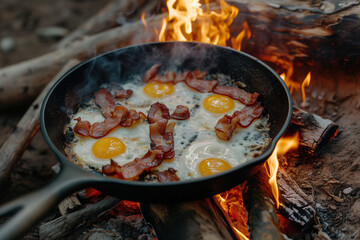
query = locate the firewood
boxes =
[0,60,79,189]
[0,14,165,110]
[141,199,237,240]
[244,165,282,240]
[277,168,316,229]
[228,0,360,67]
[291,106,339,156]
[58,195,82,216]
[39,196,121,240]
[55,0,155,49]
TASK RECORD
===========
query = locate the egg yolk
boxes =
[143,82,174,98]
[92,137,126,159]
[203,94,234,113]
[198,158,232,176]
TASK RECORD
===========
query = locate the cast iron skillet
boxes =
[0,42,292,240]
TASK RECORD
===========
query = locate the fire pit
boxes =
[0,0,359,239]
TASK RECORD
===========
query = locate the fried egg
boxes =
[66,76,271,181]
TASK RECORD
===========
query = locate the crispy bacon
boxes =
[94,88,116,118]
[215,103,264,140]
[147,102,170,124]
[120,109,141,127]
[143,63,162,82]
[74,117,91,136]
[147,102,174,159]
[233,103,264,127]
[185,78,218,93]
[215,115,239,141]
[170,105,190,120]
[152,71,177,83]
[156,168,180,182]
[115,89,133,99]
[213,85,259,105]
[89,106,128,138]
[192,70,207,79]
[174,70,191,83]
[102,150,164,180]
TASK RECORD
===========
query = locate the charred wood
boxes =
[291,106,339,156]
[229,0,360,68]
[58,195,82,216]
[0,60,79,189]
[244,165,282,240]
[277,168,316,230]
[39,196,121,240]
[141,199,237,240]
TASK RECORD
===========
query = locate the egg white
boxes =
[67,79,271,180]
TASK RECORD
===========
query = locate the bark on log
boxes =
[39,196,121,240]
[0,60,79,189]
[291,106,339,155]
[228,0,360,68]
[277,168,316,229]
[244,165,282,240]
[0,14,164,110]
[58,195,82,216]
[141,199,238,240]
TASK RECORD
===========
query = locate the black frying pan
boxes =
[0,42,292,240]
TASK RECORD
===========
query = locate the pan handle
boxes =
[0,164,94,240]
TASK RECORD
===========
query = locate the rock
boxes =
[1,37,16,54]
[343,187,353,195]
[37,26,69,41]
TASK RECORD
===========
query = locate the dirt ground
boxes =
[0,0,359,239]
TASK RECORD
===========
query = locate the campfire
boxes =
[0,0,359,239]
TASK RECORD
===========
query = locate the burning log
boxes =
[229,0,360,67]
[141,199,238,240]
[244,165,282,240]
[0,14,164,110]
[39,196,121,240]
[291,106,339,156]
[0,60,79,189]
[277,168,316,229]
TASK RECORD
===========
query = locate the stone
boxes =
[37,26,69,41]
[1,37,16,54]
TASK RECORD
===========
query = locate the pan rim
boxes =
[40,41,293,189]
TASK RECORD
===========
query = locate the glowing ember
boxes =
[157,0,239,46]
[265,132,300,208]
[233,227,249,240]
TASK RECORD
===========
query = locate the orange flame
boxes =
[141,12,148,30]
[279,62,301,94]
[265,132,300,208]
[157,0,239,46]
[301,72,311,105]
[231,21,251,51]
[233,227,249,240]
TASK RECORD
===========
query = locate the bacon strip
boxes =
[74,117,91,136]
[156,168,180,182]
[143,63,162,82]
[115,89,133,99]
[185,78,218,93]
[152,71,177,83]
[147,102,174,159]
[102,150,164,180]
[213,85,259,106]
[215,115,239,141]
[89,106,128,138]
[234,103,264,127]
[170,105,190,120]
[215,103,264,140]
[94,88,116,118]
